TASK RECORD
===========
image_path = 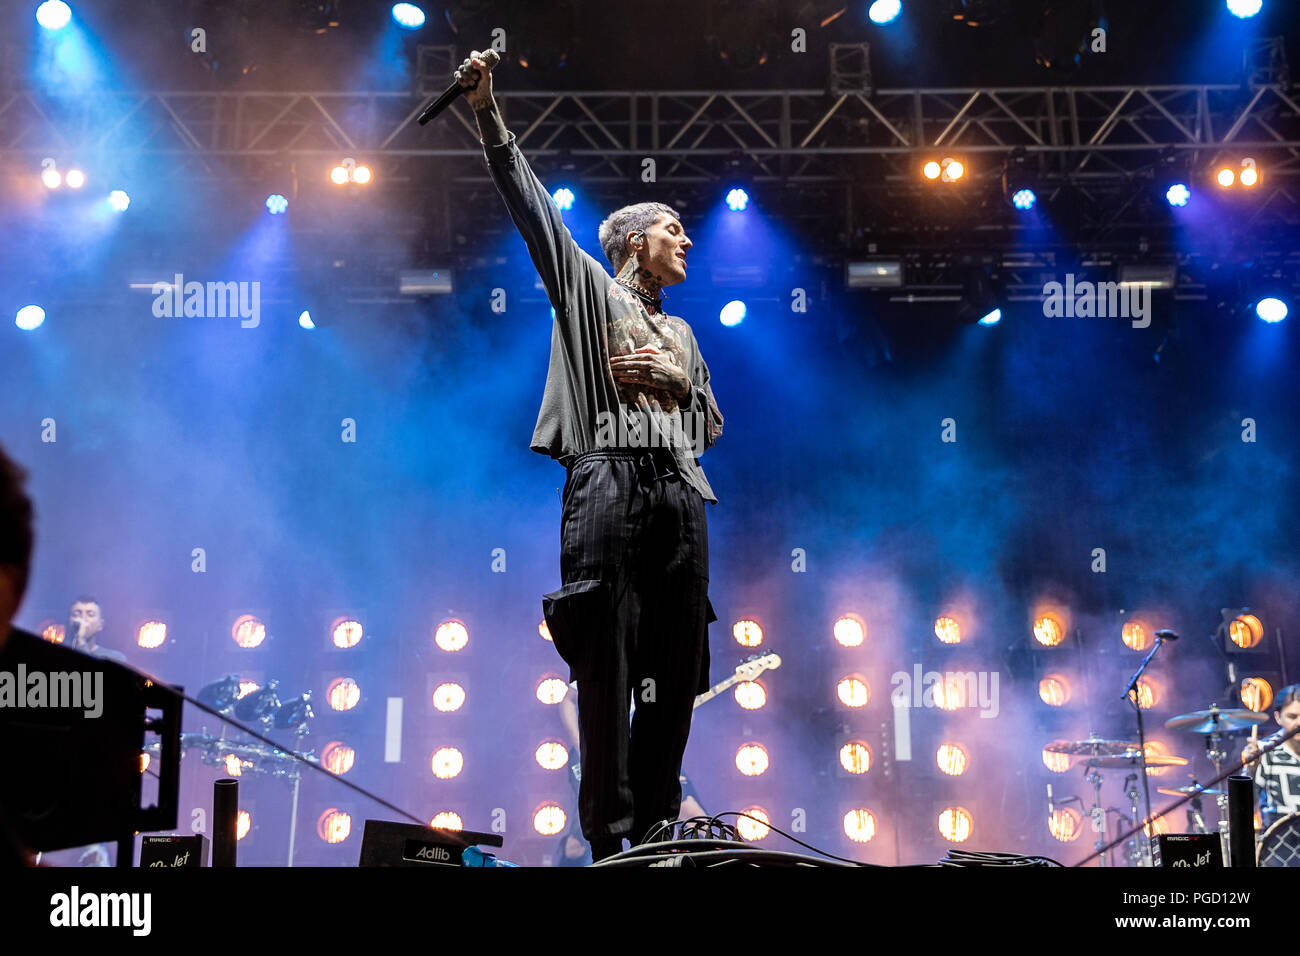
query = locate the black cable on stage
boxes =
[1072,721,1300,867]
[700,810,883,866]
[133,664,428,827]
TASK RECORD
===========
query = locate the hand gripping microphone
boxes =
[418,49,501,125]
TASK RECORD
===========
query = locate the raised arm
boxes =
[458,53,594,314]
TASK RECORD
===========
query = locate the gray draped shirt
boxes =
[482,132,724,503]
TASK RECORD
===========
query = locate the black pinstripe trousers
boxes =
[542,449,712,847]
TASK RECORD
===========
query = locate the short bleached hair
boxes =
[597,201,680,273]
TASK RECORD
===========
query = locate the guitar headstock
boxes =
[732,653,781,682]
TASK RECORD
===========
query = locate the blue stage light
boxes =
[552,187,574,211]
[978,308,1002,326]
[108,189,130,212]
[1011,188,1037,210]
[1256,297,1288,323]
[266,193,289,214]
[36,0,71,30]
[391,3,426,29]
[1226,0,1262,17]
[720,300,747,326]
[725,188,749,211]
[868,0,901,24]
[1165,183,1190,207]
[16,305,46,331]
[298,311,316,329]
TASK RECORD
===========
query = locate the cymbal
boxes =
[1086,752,1189,769]
[1164,707,1267,734]
[1157,784,1223,797]
[1044,736,1138,756]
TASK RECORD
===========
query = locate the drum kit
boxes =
[141,674,318,865]
[1045,703,1272,866]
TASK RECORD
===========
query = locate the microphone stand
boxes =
[1120,632,1171,866]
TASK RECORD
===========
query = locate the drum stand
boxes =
[1086,766,1110,867]
[1122,776,1149,866]
[1204,731,1231,864]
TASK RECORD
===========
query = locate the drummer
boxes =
[1241,684,1300,824]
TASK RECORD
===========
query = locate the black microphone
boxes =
[1154,629,1179,641]
[68,620,81,644]
[417,49,500,126]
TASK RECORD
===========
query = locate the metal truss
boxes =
[4,80,1300,257]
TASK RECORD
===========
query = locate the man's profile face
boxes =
[69,601,103,643]
[1275,699,1300,735]
[627,213,692,286]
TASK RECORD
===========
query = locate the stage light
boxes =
[736,743,769,776]
[868,0,902,24]
[352,165,372,185]
[737,808,770,841]
[64,169,85,189]
[839,741,871,774]
[833,614,865,647]
[720,300,747,326]
[435,681,467,711]
[1216,167,1235,188]
[36,1,71,31]
[42,623,65,643]
[1165,183,1190,207]
[1142,816,1170,838]
[434,619,468,652]
[552,187,574,210]
[1011,188,1036,210]
[107,189,130,212]
[1135,677,1159,709]
[326,676,361,711]
[1122,619,1151,650]
[1240,165,1258,186]
[977,308,1002,326]
[391,3,426,29]
[934,615,961,644]
[41,168,61,189]
[936,743,968,776]
[1226,0,1262,17]
[430,746,463,779]
[231,614,266,648]
[735,681,766,709]
[733,619,762,646]
[331,618,363,648]
[322,741,355,774]
[836,675,870,707]
[1255,297,1288,323]
[237,680,259,698]
[1241,677,1273,712]
[933,675,966,710]
[265,193,288,214]
[237,811,251,840]
[1229,612,1264,647]
[318,809,351,844]
[431,811,463,830]
[938,807,973,843]
[15,305,46,331]
[538,618,552,642]
[844,809,876,843]
[224,753,245,776]
[136,621,166,649]
[1049,807,1082,842]
[534,677,566,706]
[1033,614,1064,646]
[535,740,569,770]
[140,753,149,774]
[533,805,566,836]
[725,187,749,211]
[298,311,316,330]
[943,159,964,181]
[1038,674,1070,706]
[330,165,349,185]
[922,160,941,180]
[1042,747,1070,773]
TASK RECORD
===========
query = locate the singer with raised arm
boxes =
[455,52,723,862]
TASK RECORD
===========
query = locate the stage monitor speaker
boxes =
[358,819,503,867]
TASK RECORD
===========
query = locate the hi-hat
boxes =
[1164,705,1267,734]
